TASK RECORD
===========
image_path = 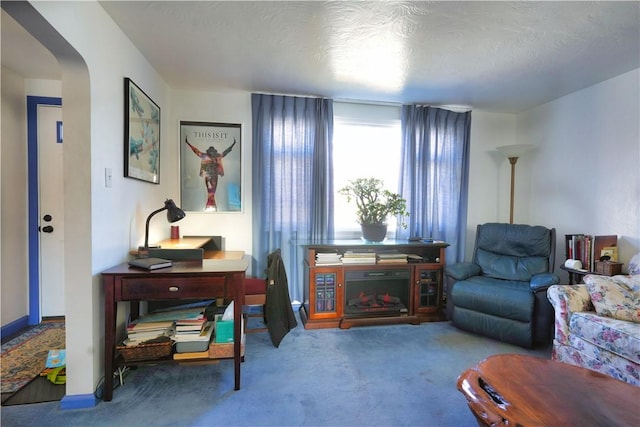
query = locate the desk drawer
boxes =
[121,276,226,300]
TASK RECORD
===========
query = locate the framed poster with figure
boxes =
[180,121,241,212]
[124,78,161,184]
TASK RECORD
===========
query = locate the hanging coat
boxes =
[265,249,298,347]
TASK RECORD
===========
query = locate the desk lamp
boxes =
[141,199,186,250]
[496,144,534,224]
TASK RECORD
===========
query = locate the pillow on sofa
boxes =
[584,275,640,323]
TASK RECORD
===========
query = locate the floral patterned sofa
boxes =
[547,272,639,386]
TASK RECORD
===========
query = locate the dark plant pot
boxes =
[361,223,387,242]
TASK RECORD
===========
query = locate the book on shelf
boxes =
[123,330,173,346]
[406,254,424,263]
[127,327,171,337]
[377,250,408,263]
[343,250,377,257]
[315,252,343,265]
[130,305,210,323]
[128,257,172,270]
[125,320,174,345]
[341,250,377,264]
[127,320,174,331]
[175,313,206,324]
[377,258,408,264]
[341,257,377,265]
[316,251,339,257]
[173,322,214,342]
[565,234,618,272]
[176,323,206,332]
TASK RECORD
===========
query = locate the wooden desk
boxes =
[101,258,249,401]
[457,354,640,426]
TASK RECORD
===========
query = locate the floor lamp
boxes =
[496,144,534,224]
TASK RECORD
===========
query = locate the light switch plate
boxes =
[105,168,112,188]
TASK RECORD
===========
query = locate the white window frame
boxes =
[333,102,402,240]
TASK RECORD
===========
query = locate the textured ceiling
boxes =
[3,2,639,113]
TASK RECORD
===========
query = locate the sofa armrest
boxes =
[445,262,481,281]
[530,273,560,292]
[546,284,593,345]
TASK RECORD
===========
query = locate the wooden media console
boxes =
[299,240,449,329]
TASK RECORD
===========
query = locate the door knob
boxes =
[40,225,54,233]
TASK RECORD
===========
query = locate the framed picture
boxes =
[124,77,161,184]
[180,121,241,212]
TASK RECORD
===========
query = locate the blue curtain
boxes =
[251,94,334,302]
[398,106,471,264]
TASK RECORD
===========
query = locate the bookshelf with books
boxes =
[300,240,449,329]
[562,234,622,284]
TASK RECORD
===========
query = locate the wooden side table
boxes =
[457,354,640,426]
[101,258,248,401]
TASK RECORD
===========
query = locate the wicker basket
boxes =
[117,340,173,362]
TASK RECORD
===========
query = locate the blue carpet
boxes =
[1,315,550,427]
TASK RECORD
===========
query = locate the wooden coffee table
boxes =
[457,354,640,426]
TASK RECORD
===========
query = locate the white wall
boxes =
[168,89,255,270]
[465,111,518,260]
[1,67,29,325]
[519,69,640,274]
[7,0,173,399]
[0,74,62,326]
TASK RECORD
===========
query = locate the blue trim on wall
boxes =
[60,394,97,410]
[26,96,62,325]
[0,316,29,339]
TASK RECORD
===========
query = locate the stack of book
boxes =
[173,314,208,340]
[341,250,377,265]
[124,320,174,346]
[377,250,408,264]
[172,321,215,357]
[315,251,342,266]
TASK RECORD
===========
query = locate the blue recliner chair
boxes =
[445,223,559,348]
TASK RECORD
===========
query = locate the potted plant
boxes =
[338,177,409,242]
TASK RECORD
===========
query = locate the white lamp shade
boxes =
[496,144,535,158]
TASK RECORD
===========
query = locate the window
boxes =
[333,102,402,238]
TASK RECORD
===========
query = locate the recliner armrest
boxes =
[446,263,481,281]
[530,273,560,291]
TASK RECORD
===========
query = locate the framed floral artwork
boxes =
[124,77,161,184]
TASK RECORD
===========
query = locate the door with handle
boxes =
[38,105,65,317]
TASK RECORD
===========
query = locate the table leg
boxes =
[103,276,116,401]
[233,272,245,390]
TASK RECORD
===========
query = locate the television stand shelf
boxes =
[299,240,449,329]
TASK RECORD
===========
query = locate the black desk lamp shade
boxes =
[143,199,186,249]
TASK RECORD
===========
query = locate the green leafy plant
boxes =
[339,178,409,227]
